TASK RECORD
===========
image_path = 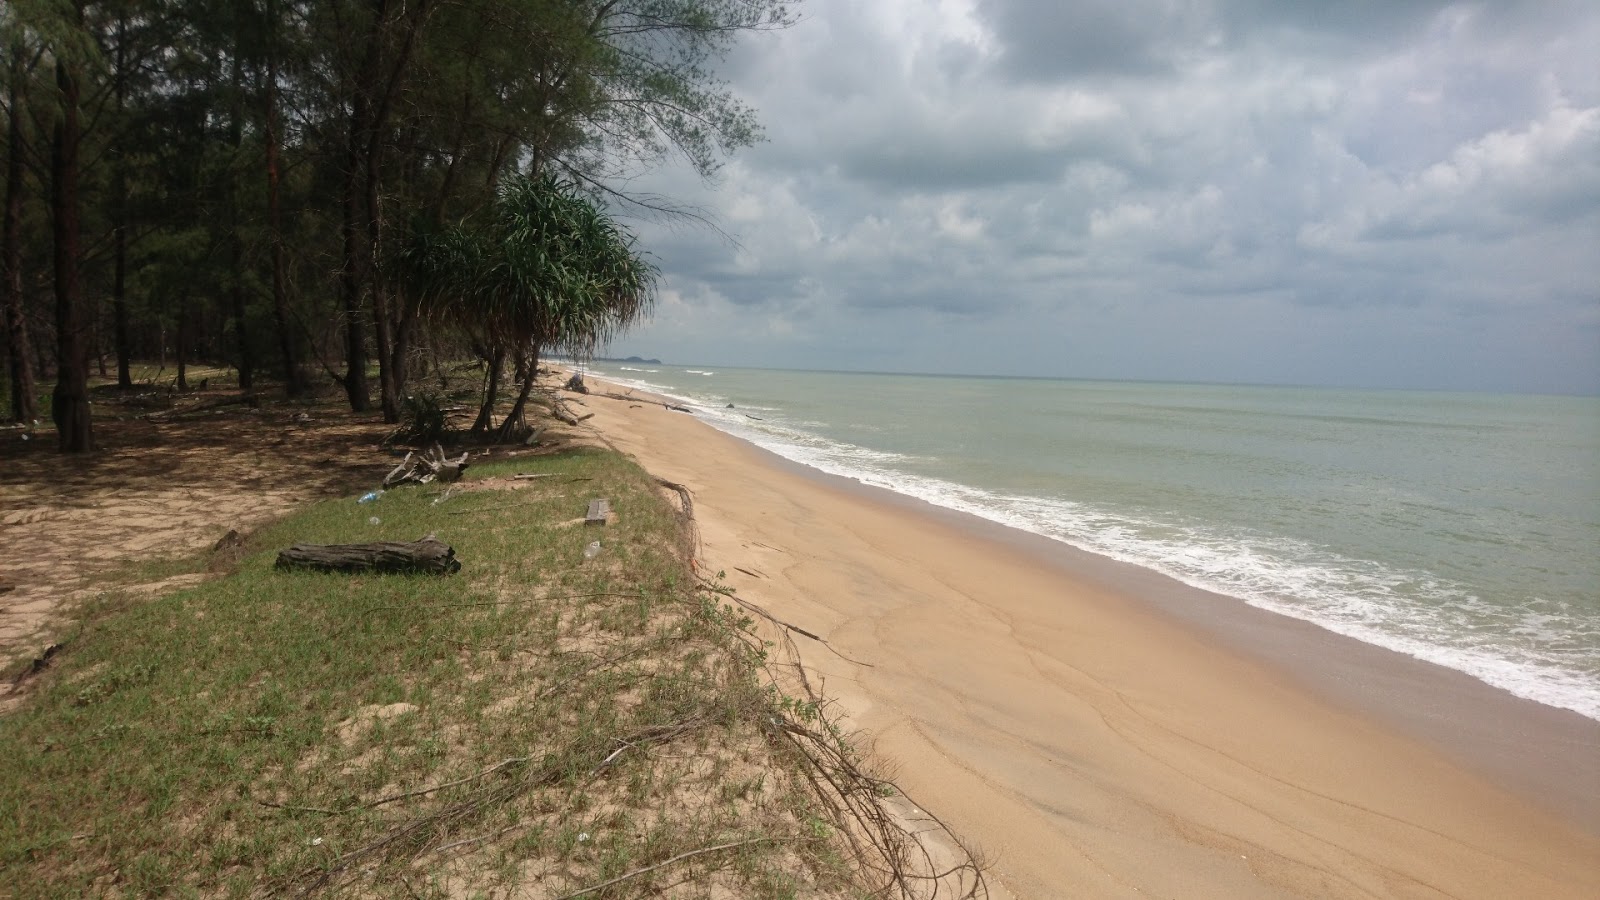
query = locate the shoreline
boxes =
[573,376,1600,898]
[764,447,1600,832]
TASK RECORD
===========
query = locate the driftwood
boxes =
[551,397,595,426]
[590,389,694,414]
[383,443,469,488]
[275,536,461,575]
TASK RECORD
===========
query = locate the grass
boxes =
[0,448,861,897]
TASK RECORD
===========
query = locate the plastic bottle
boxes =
[358,490,384,504]
[583,541,602,559]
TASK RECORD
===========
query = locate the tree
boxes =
[2,24,40,423]
[407,174,655,440]
[51,43,92,451]
[261,0,305,397]
[0,0,798,451]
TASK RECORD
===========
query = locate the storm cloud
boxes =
[604,0,1600,394]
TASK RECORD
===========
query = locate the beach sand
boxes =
[575,383,1600,899]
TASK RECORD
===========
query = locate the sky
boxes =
[602,0,1600,394]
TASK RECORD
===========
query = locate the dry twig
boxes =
[551,837,770,900]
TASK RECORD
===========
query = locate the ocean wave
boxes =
[588,370,1600,720]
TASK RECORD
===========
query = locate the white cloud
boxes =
[606,0,1600,394]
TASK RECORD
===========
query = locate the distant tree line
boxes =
[1,0,792,451]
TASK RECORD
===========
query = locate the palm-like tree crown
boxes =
[408,174,657,362]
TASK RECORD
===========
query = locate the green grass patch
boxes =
[0,449,861,898]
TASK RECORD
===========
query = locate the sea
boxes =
[577,362,1600,721]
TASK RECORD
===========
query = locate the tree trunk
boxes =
[338,2,394,414]
[176,290,190,391]
[363,0,431,426]
[472,343,503,433]
[51,59,93,452]
[229,249,251,390]
[111,13,132,389]
[339,126,370,410]
[227,46,252,393]
[485,135,514,192]
[390,283,414,398]
[112,208,130,387]
[263,0,303,398]
[496,344,540,442]
[366,84,396,422]
[3,43,37,424]
[431,88,472,220]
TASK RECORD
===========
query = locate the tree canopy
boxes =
[407,173,657,438]
[0,0,795,449]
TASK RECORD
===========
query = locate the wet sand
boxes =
[578,383,1600,899]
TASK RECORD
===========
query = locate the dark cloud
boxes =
[839,138,1067,189]
[975,0,1458,84]
[1213,0,1456,50]
[602,0,1600,394]
[977,0,1203,80]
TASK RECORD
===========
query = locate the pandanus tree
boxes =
[408,174,656,441]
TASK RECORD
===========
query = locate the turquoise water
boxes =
[582,363,1600,720]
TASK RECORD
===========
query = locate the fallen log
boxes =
[275,536,461,575]
[552,399,595,426]
[591,389,694,414]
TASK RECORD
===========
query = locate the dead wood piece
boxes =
[275,537,461,575]
[382,444,469,488]
[591,390,696,416]
[551,839,769,900]
[551,397,596,427]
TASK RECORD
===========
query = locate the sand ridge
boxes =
[575,376,1600,900]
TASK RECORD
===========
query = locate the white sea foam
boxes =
[589,369,1600,721]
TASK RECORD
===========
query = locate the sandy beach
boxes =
[575,381,1600,899]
